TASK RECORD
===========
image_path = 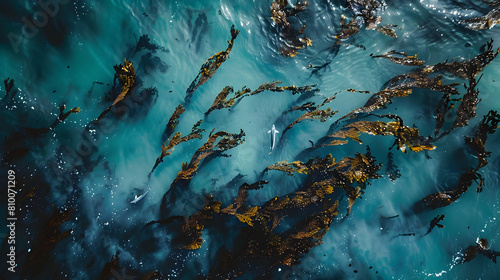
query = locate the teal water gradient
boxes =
[1,0,500,279]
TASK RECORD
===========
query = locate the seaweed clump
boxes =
[462,238,500,264]
[324,115,436,153]
[266,148,381,215]
[150,120,205,176]
[371,50,425,66]
[283,95,337,134]
[163,104,186,141]
[334,0,398,43]
[170,129,246,186]
[270,0,312,57]
[95,58,136,123]
[415,111,500,211]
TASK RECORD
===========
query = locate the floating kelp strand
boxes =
[95,58,136,123]
[150,120,205,176]
[433,92,460,139]
[374,24,399,38]
[205,81,316,115]
[249,81,315,96]
[324,115,436,153]
[163,104,185,141]
[265,147,380,215]
[270,0,312,57]
[208,199,339,278]
[283,107,338,135]
[422,39,499,80]
[461,238,500,264]
[464,110,500,170]
[283,94,337,134]
[185,25,239,102]
[371,50,425,66]
[424,214,445,236]
[338,88,412,121]
[415,170,485,212]
[436,68,486,139]
[334,0,398,43]
[161,129,246,213]
[179,201,222,250]
[205,86,251,115]
[459,6,500,30]
[221,181,269,216]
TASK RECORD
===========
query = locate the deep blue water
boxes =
[1,0,500,279]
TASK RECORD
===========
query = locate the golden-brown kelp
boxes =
[270,0,312,57]
[339,88,412,120]
[95,58,136,123]
[334,149,382,185]
[416,110,499,212]
[245,199,339,266]
[433,93,460,138]
[172,129,246,184]
[421,39,499,80]
[150,120,205,176]
[265,159,311,176]
[266,148,380,215]
[335,14,361,41]
[209,199,339,278]
[283,107,337,134]
[325,116,436,153]
[459,6,500,30]
[163,104,185,140]
[185,25,239,101]
[21,207,74,278]
[464,110,500,170]
[179,201,222,249]
[341,73,461,122]
[205,81,315,115]
[205,86,251,115]
[250,81,314,95]
[334,0,398,43]
[283,95,337,134]
[371,50,425,66]
[374,24,399,38]
[221,181,268,216]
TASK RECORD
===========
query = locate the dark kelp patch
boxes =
[95,58,136,123]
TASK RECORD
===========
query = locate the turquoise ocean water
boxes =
[1,0,500,279]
